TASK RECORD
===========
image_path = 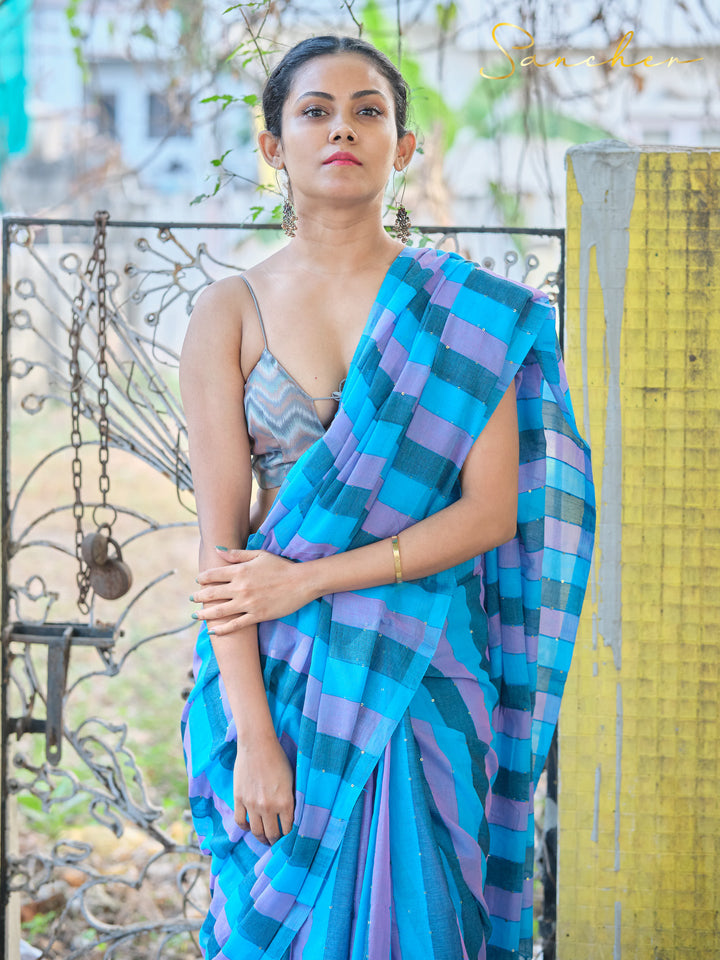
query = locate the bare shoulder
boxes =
[181,250,287,372]
[182,274,256,364]
[188,275,250,337]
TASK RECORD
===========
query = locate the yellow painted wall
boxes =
[560,145,720,958]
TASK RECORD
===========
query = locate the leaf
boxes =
[200,94,240,110]
[225,41,248,63]
[64,0,82,22]
[435,1,457,32]
[242,94,258,106]
[134,24,157,42]
[211,149,233,167]
[224,1,268,11]
[73,46,89,80]
[190,193,208,206]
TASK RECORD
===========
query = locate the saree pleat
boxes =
[182,245,595,959]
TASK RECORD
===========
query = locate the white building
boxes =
[2,0,259,221]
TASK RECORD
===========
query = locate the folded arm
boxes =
[194,380,519,631]
[181,279,294,844]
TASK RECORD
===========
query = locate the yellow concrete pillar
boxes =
[560,142,720,958]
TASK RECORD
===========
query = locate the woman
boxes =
[180,35,594,960]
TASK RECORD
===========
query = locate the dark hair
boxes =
[262,36,410,140]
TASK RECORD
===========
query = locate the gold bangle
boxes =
[391,534,403,584]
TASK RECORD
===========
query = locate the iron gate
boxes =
[1,217,563,958]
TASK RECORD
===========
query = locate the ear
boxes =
[258,129,285,172]
[394,130,417,172]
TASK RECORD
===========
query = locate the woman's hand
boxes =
[234,732,295,844]
[192,548,314,633]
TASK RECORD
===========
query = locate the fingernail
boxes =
[216,545,229,551]
[189,594,195,602]
[191,612,199,620]
[208,628,216,636]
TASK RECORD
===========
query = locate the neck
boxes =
[280,199,406,276]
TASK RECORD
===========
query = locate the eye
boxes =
[302,105,327,118]
[358,105,383,116]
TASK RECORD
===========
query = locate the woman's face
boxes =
[270,52,414,211]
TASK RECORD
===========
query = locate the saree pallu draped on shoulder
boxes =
[182,246,595,960]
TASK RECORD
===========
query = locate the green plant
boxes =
[21,909,60,940]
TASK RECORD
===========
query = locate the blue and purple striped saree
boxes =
[182,245,594,959]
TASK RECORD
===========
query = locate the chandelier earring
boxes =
[392,167,411,244]
[277,168,297,238]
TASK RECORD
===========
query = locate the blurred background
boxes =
[1,0,719,230]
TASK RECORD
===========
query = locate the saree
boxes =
[182,245,595,960]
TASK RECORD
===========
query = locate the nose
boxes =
[329,118,356,142]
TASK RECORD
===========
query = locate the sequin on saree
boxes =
[182,246,595,959]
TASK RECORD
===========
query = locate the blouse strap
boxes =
[239,274,268,348]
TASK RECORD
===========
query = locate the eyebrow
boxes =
[295,89,387,104]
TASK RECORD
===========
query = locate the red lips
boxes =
[323,151,361,165]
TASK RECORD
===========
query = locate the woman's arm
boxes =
[193,381,519,631]
[180,279,294,844]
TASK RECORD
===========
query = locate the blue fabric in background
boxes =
[0,0,31,191]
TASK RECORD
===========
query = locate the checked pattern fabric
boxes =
[182,245,595,959]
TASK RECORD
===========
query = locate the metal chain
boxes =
[95,213,111,511]
[68,210,111,613]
